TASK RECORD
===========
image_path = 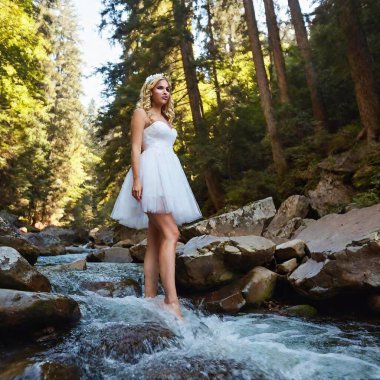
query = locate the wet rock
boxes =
[79,322,175,364]
[42,226,89,245]
[0,289,80,333]
[23,232,65,256]
[130,355,251,380]
[199,266,278,312]
[282,304,317,317]
[367,294,380,315]
[50,259,87,271]
[176,235,276,291]
[289,240,380,299]
[241,267,278,306]
[0,235,39,265]
[113,224,147,245]
[275,239,308,262]
[307,173,352,216]
[113,239,135,248]
[276,258,298,274]
[64,245,91,253]
[180,197,276,241]
[81,278,141,297]
[129,238,147,262]
[89,226,114,245]
[264,195,310,241]
[86,247,132,263]
[0,246,51,292]
[1,360,81,380]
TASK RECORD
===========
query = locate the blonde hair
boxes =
[135,74,175,124]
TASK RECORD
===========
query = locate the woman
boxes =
[111,73,203,319]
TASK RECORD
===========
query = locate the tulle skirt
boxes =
[110,146,203,229]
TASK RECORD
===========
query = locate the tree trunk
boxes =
[288,0,327,130]
[172,0,225,210]
[242,0,288,177]
[337,0,379,142]
[205,0,224,116]
[263,0,290,105]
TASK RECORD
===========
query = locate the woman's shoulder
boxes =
[132,108,150,123]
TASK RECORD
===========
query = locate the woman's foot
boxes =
[164,298,183,320]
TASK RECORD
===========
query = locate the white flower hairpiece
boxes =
[144,73,165,84]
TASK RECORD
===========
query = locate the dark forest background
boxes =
[1,0,379,229]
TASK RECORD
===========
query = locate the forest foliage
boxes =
[0,0,379,228]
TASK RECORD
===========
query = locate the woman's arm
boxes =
[130,108,146,201]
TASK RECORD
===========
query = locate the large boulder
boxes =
[180,197,276,241]
[0,289,80,333]
[89,226,114,245]
[307,172,352,216]
[199,266,278,313]
[42,226,89,245]
[129,239,184,262]
[0,246,51,292]
[0,235,39,265]
[264,195,310,242]
[113,225,147,245]
[23,232,65,256]
[289,204,380,299]
[176,235,276,290]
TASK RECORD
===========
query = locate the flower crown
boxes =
[144,73,166,84]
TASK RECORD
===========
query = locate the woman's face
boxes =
[151,79,170,107]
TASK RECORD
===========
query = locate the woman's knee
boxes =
[163,227,179,242]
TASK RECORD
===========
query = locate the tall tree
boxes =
[172,0,225,210]
[263,0,290,104]
[288,0,328,130]
[337,0,379,142]
[243,0,287,176]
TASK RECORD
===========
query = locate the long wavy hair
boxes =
[135,74,175,124]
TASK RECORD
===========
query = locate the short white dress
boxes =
[110,120,203,229]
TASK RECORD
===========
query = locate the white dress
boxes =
[110,120,203,229]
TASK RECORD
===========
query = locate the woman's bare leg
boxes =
[148,212,182,318]
[144,218,160,298]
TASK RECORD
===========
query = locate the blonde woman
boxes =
[111,73,202,318]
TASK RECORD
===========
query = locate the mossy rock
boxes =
[282,304,318,317]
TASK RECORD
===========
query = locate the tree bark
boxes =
[263,0,290,105]
[288,0,328,130]
[337,0,379,142]
[172,0,225,210]
[243,0,287,177]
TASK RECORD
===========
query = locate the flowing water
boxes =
[1,252,379,380]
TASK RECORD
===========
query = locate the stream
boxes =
[0,251,379,379]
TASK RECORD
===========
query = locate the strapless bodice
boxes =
[142,120,177,151]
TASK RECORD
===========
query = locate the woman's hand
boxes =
[132,178,142,201]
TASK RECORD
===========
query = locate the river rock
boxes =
[129,238,147,262]
[180,197,276,241]
[198,266,278,312]
[0,246,51,292]
[276,258,298,274]
[264,195,310,242]
[367,294,380,314]
[86,247,132,263]
[307,173,352,216]
[50,259,87,271]
[289,240,380,299]
[282,304,318,317]
[130,355,250,379]
[79,322,175,364]
[23,232,65,256]
[0,289,80,333]
[0,360,81,380]
[89,226,114,245]
[0,235,39,265]
[275,239,308,262]
[42,226,89,245]
[81,278,141,297]
[176,235,275,290]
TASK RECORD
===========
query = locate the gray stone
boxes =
[50,259,87,271]
[180,197,276,241]
[86,247,132,263]
[0,235,39,265]
[275,239,308,262]
[282,304,317,317]
[0,246,51,292]
[276,258,298,274]
[264,195,310,241]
